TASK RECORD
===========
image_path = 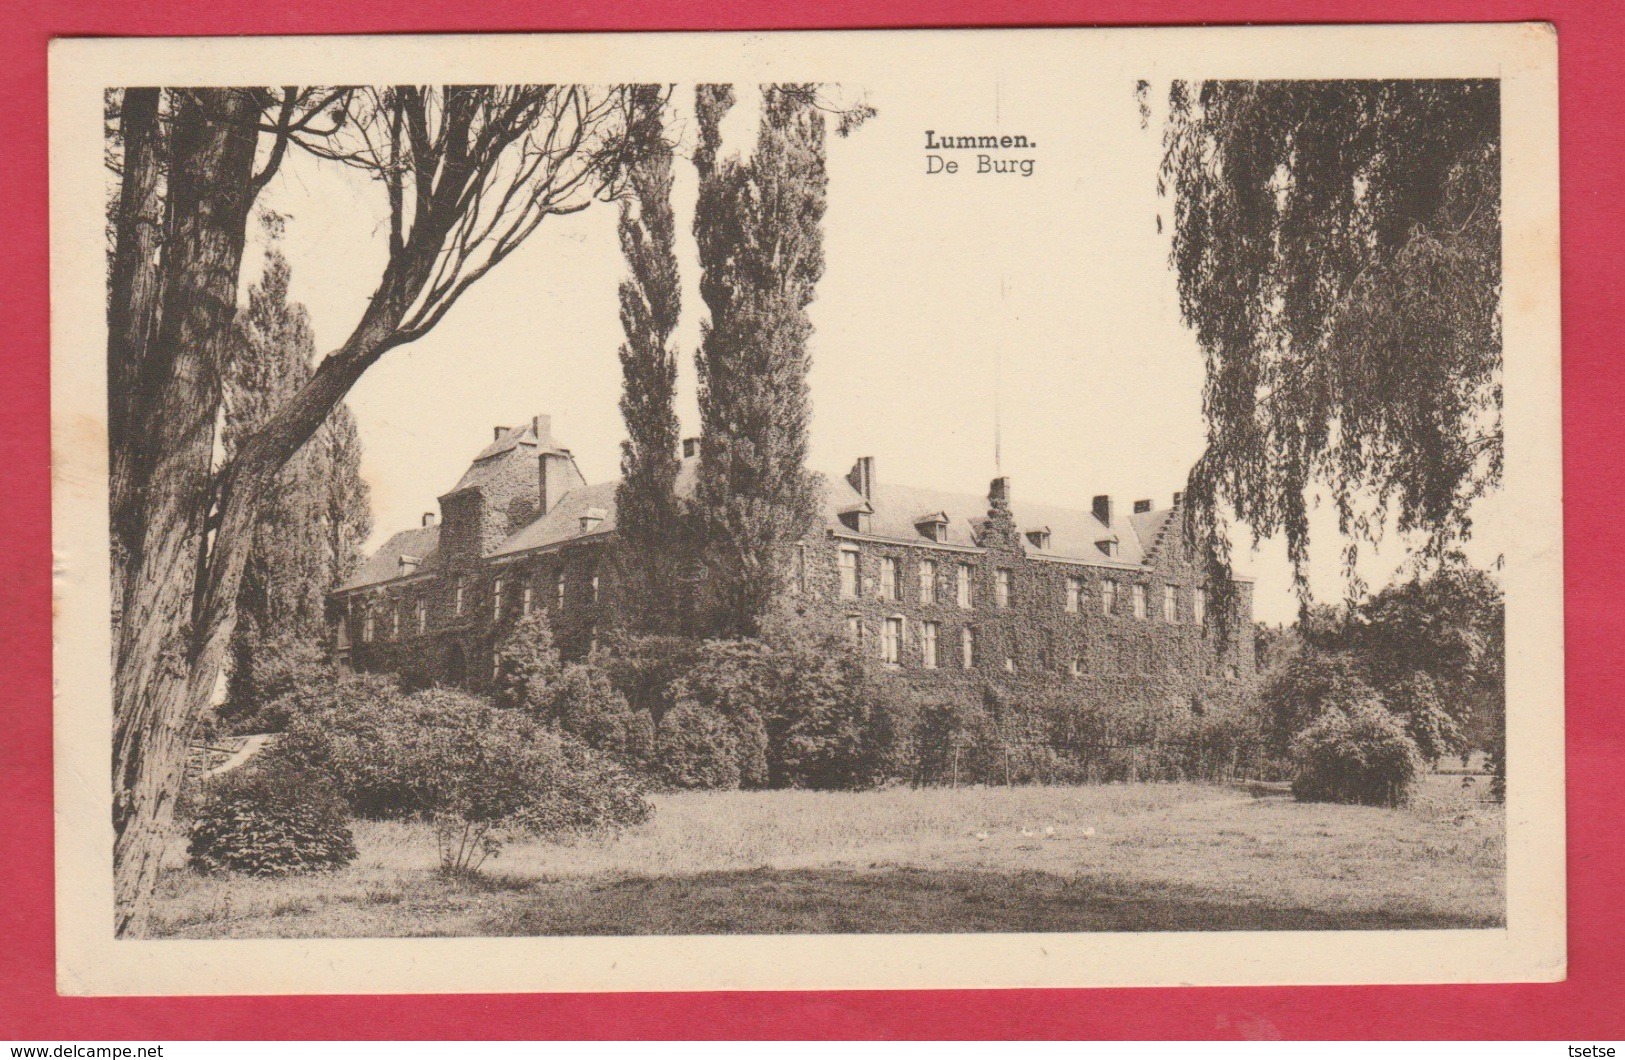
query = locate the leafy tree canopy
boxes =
[1161,80,1501,617]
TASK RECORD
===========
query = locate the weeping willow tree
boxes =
[1160,79,1502,629]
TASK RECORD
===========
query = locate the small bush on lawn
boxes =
[1291,700,1424,807]
[188,767,356,876]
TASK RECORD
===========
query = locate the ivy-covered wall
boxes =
[343,520,1254,727]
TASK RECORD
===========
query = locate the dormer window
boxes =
[1096,538,1119,558]
[1025,527,1051,550]
[915,512,950,543]
[579,507,607,535]
[398,554,421,577]
[839,500,874,534]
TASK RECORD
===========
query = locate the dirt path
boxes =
[201,733,273,778]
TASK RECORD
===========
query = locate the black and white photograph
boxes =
[50,26,1564,992]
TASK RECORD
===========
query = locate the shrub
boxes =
[260,684,652,873]
[548,663,638,761]
[263,682,650,871]
[913,689,998,785]
[668,640,778,787]
[1383,671,1463,765]
[493,609,562,714]
[1261,649,1371,763]
[518,734,655,837]
[257,676,428,819]
[600,635,703,722]
[188,766,357,876]
[655,701,742,790]
[1290,699,1424,807]
[866,675,926,783]
[762,617,875,789]
[218,628,338,733]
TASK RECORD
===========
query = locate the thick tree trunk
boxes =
[107,88,169,615]
[112,90,260,938]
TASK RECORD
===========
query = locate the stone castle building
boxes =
[330,415,1257,708]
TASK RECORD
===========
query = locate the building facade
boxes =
[330,415,1257,710]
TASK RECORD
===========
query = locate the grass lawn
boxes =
[151,775,1504,938]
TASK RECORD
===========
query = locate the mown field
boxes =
[151,775,1503,938]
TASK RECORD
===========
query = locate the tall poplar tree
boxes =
[223,213,372,708]
[691,85,832,637]
[612,86,684,634]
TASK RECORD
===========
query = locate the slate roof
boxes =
[338,524,441,591]
[446,422,549,497]
[343,450,1186,593]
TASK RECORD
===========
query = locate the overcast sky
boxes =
[247,79,1504,626]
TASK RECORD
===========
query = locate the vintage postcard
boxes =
[50,24,1563,994]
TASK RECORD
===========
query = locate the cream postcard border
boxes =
[50,24,1564,995]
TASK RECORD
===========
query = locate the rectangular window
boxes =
[522,585,533,616]
[961,626,975,669]
[454,581,465,616]
[1003,655,1016,673]
[1101,579,1116,616]
[362,610,375,643]
[390,606,400,641]
[996,569,1011,608]
[922,621,939,669]
[592,573,601,604]
[881,557,899,601]
[417,597,427,634]
[882,616,902,665]
[919,559,938,604]
[1194,587,1207,627]
[846,615,863,645]
[1133,583,1147,620]
[556,570,566,609]
[493,577,504,619]
[957,564,973,608]
[1164,584,1178,623]
[1070,656,1084,677]
[1066,575,1082,613]
[839,548,859,599]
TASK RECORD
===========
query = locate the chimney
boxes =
[1133,499,1152,514]
[539,446,585,516]
[1172,491,1184,508]
[989,475,1012,511]
[846,456,875,501]
[1092,494,1113,525]
[682,437,701,459]
[421,511,436,528]
[493,425,510,441]
[532,415,552,448]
